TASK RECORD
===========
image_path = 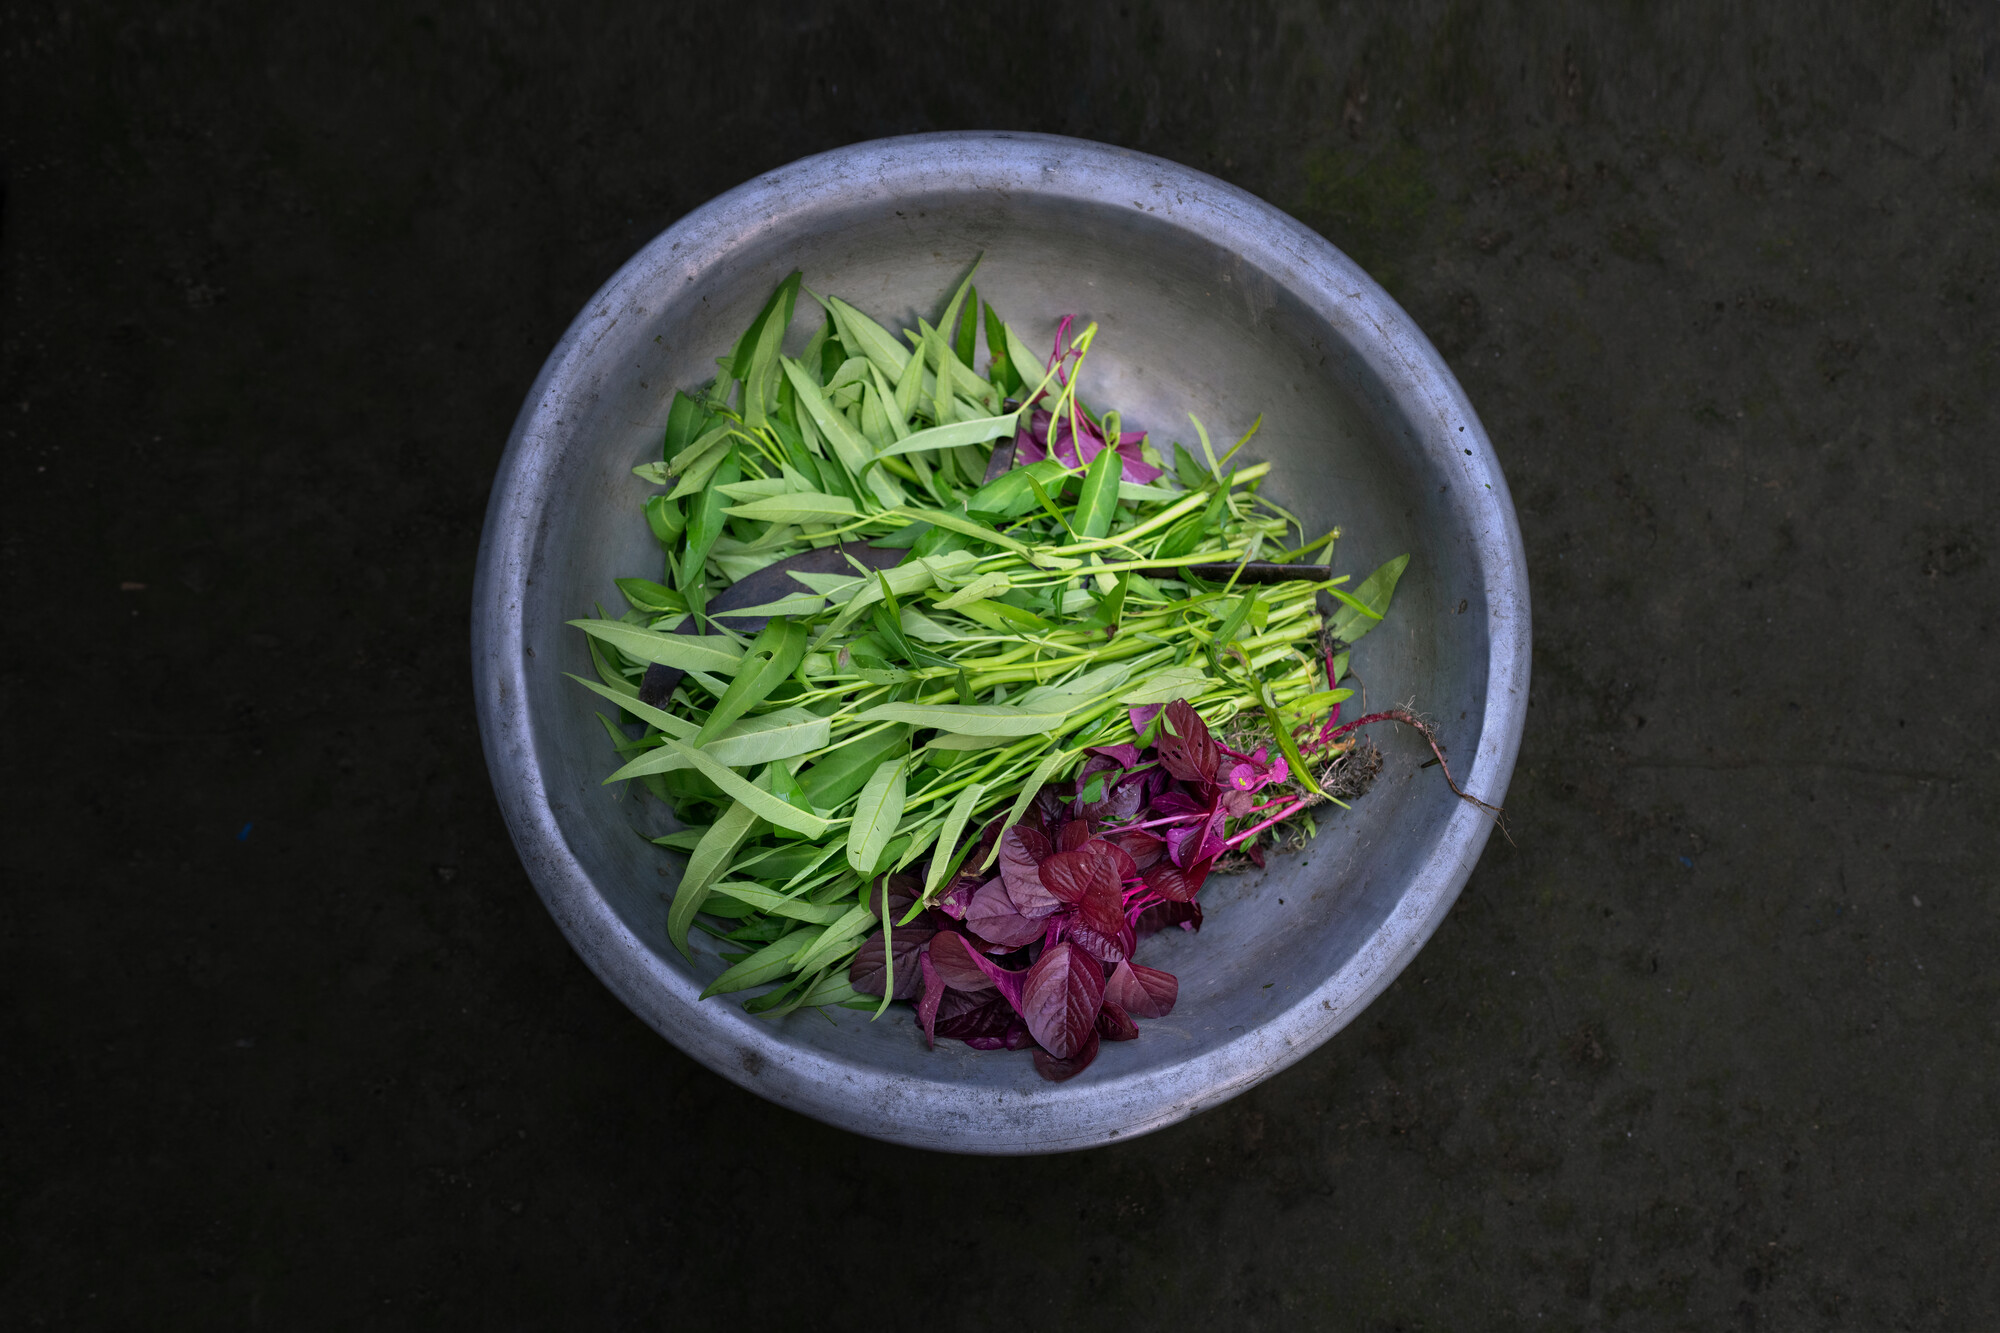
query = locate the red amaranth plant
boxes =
[853,698,1299,1081]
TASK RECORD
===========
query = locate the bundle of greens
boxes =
[567,264,1408,1076]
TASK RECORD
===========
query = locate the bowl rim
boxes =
[472,131,1531,1153]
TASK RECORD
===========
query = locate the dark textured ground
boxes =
[6,3,1998,1328]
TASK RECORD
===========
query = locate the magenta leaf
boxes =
[1019,941,1106,1058]
[1086,742,1140,769]
[1106,960,1179,1019]
[1032,1029,1101,1081]
[998,825,1059,917]
[1003,1019,1032,1050]
[1105,828,1166,871]
[1128,703,1164,737]
[848,926,935,998]
[934,993,1015,1044]
[916,951,944,1047]
[1038,847,1111,906]
[1156,700,1220,787]
[1056,818,1092,853]
[927,928,998,993]
[967,879,1044,948]
[1077,873,1126,936]
[1141,857,1208,903]
[1096,999,1140,1041]
[1067,914,1134,965]
[1134,897,1202,935]
[1081,837,1140,888]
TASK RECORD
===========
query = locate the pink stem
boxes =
[1225,798,1309,850]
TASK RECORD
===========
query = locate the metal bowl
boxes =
[472,132,1530,1153]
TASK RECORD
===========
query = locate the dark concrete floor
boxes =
[5,2,1997,1328]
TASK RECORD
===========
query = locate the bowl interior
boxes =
[481,136,1524,1151]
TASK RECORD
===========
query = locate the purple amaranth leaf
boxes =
[964,1034,1009,1051]
[960,945,1030,1013]
[1105,828,1166,871]
[1030,787,1068,834]
[916,951,944,1048]
[1094,775,1146,823]
[1055,818,1092,853]
[1037,847,1110,906]
[1081,836,1141,888]
[1067,914,1135,965]
[1019,941,1106,1059]
[1096,999,1140,1041]
[865,872,921,922]
[1157,699,1221,789]
[926,928,998,994]
[1003,1019,1032,1050]
[1133,897,1202,936]
[1032,1029,1102,1082]
[1141,856,1212,904]
[998,825,1060,918]
[1106,959,1179,1019]
[967,879,1044,948]
[1086,742,1141,769]
[848,926,935,999]
[935,993,1015,1044]
[1222,789,1258,818]
[931,875,977,920]
[1150,789,1208,819]
[1128,703,1164,738]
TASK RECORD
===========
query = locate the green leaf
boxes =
[632,461,672,485]
[669,799,759,958]
[700,925,822,998]
[853,701,1075,736]
[955,287,979,368]
[983,300,1021,394]
[662,390,713,461]
[667,421,734,476]
[1327,553,1410,643]
[791,901,878,977]
[644,495,686,546]
[657,742,831,837]
[859,411,1019,472]
[937,257,982,357]
[952,598,1052,633]
[1260,681,1326,799]
[1077,571,1129,631]
[569,673,690,736]
[931,571,1011,609]
[603,709,830,782]
[741,271,801,429]
[1074,441,1123,539]
[680,445,741,593]
[798,725,911,810]
[888,505,1027,555]
[846,757,909,875]
[1118,664,1214,706]
[923,781,984,903]
[705,882,851,924]
[976,749,1071,873]
[799,971,868,1010]
[825,296,914,378]
[1002,322,1042,402]
[711,591,827,620]
[722,492,861,524]
[567,620,744,675]
[780,356,906,510]
[616,577,685,615]
[965,458,1070,518]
